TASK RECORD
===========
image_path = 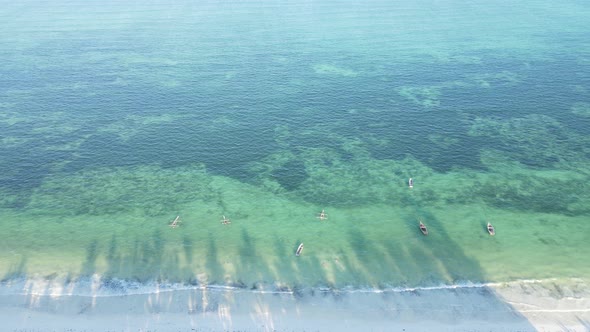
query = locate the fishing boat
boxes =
[317,209,328,221]
[295,243,304,256]
[220,215,231,225]
[169,216,181,228]
[487,222,495,236]
[419,221,428,235]
[409,178,414,189]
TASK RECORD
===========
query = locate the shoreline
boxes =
[1,277,588,331]
[1,272,586,297]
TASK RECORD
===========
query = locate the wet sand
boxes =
[1,278,588,331]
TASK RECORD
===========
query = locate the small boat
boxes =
[487,222,495,236]
[317,209,328,221]
[295,243,304,256]
[169,216,181,228]
[409,178,414,189]
[220,215,231,225]
[419,221,428,235]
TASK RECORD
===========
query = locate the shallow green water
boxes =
[0,0,589,291]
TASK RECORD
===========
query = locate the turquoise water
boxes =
[1,0,589,293]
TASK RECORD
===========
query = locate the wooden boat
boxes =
[221,215,231,225]
[487,222,495,236]
[409,178,414,189]
[295,243,304,256]
[419,221,428,235]
[169,216,181,228]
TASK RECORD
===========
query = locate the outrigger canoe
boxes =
[295,243,304,256]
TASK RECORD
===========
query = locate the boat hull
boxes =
[295,243,304,256]
[487,223,495,236]
[419,222,428,235]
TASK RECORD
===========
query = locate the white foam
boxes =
[0,275,584,298]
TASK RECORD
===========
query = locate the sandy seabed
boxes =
[1,278,589,332]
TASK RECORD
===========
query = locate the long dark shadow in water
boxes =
[1,255,27,281]
[237,227,275,290]
[271,234,298,287]
[205,235,223,284]
[80,239,98,276]
[347,229,385,286]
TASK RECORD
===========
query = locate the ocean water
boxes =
[0,0,589,296]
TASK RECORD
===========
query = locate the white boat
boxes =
[409,178,414,189]
[169,216,181,228]
[487,223,495,236]
[295,243,304,256]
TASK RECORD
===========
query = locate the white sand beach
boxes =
[1,277,588,332]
